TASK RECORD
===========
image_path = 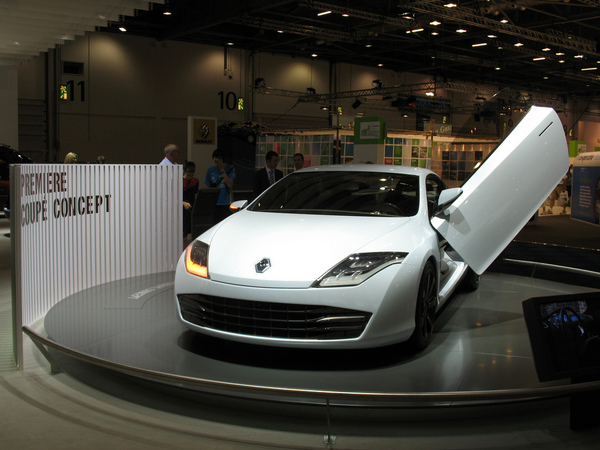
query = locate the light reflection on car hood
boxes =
[204,210,415,288]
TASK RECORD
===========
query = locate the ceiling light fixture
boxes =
[575,54,584,59]
[412,28,424,33]
[581,67,598,71]
[487,34,497,38]
[514,42,524,47]
[556,52,565,56]
[311,53,318,57]
[342,13,350,17]
[430,20,441,26]
[431,31,439,36]
[425,91,435,96]
[542,47,551,52]
[533,57,545,61]
[119,26,127,32]
[317,10,332,16]
[456,28,467,33]
[444,2,458,8]
[472,43,487,47]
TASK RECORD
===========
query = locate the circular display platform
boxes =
[43,271,596,405]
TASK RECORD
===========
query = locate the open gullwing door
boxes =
[431,106,569,275]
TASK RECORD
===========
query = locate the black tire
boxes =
[408,262,437,352]
[461,268,480,292]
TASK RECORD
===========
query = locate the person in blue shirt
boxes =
[204,148,236,223]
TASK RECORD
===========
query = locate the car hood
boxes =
[204,210,416,288]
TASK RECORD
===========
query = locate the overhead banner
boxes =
[354,117,386,145]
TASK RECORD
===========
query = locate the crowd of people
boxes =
[61,143,577,240]
[542,165,572,215]
[154,143,306,241]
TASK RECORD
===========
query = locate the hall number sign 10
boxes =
[218,91,244,111]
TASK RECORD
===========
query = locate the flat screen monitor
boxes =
[522,292,600,382]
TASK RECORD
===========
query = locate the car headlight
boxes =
[313,252,407,287]
[185,241,210,278]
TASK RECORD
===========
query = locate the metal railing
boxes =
[22,325,600,407]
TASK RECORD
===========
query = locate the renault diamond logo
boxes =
[255,258,271,273]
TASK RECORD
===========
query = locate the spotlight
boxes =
[254,78,266,88]
[320,105,329,111]
[372,79,383,88]
[352,99,362,109]
[307,87,316,94]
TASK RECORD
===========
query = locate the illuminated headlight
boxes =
[185,241,210,278]
[313,252,407,287]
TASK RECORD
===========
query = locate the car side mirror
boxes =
[229,200,248,212]
[436,188,463,215]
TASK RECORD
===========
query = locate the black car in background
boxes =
[0,143,34,217]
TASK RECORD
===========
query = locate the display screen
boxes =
[523,292,600,382]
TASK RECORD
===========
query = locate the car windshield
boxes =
[250,171,420,217]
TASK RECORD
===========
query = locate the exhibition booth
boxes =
[9,158,600,435]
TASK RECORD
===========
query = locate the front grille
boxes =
[177,294,371,340]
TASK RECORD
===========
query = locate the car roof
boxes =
[0,144,34,164]
[295,164,435,176]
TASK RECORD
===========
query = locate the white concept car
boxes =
[174,106,569,351]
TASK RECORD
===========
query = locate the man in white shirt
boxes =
[160,144,181,165]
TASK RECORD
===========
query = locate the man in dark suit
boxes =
[253,150,283,198]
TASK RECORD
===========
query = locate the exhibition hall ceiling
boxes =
[0,1,164,66]
[99,0,600,102]
[3,1,600,104]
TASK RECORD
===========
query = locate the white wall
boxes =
[0,65,18,148]
[577,121,600,152]
[16,31,598,167]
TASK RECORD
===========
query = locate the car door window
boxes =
[426,175,446,218]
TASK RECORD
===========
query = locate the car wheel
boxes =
[461,268,480,292]
[408,261,437,352]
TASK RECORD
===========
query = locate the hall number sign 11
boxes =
[60,80,85,101]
